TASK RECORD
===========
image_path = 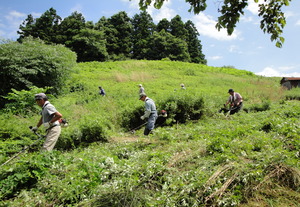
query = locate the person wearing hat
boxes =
[31,93,62,151]
[99,86,106,96]
[139,93,158,135]
[138,84,145,94]
[180,83,186,90]
[225,89,243,115]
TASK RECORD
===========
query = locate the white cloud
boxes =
[229,45,241,53]
[255,66,300,77]
[147,1,177,22]
[5,10,25,20]
[256,67,281,77]
[278,66,296,71]
[123,0,176,21]
[296,20,300,26]
[1,10,27,39]
[247,0,265,15]
[192,13,240,41]
[209,56,223,60]
[240,16,253,23]
[5,10,26,26]
[122,0,140,10]
[284,11,296,19]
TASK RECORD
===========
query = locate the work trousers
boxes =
[230,102,243,115]
[42,126,61,151]
[144,113,158,135]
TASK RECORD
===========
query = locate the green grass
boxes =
[0,60,299,206]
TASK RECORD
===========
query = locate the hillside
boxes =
[0,60,299,206]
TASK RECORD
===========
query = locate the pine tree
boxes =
[18,8,61,44]
[185,20,207,64]
[106,11,133,60]
[170,15,188,40]
[131,11,156,59]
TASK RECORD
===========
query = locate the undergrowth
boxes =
[0,60,299,206]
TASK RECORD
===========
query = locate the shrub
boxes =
[55,116,109,150]
[158,92,205,124]
[284,87,300,100]
[120,92,205,131]
[120,105,145,131]
[246,100,271,112]
[0,152,57,200]
[2,86,51,116]
[0,37,76,108]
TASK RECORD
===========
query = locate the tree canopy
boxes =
[18,9,206,63]
[135,0,292,47]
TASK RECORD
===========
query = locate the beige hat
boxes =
[139,93,146,99]
[34,93,47,100]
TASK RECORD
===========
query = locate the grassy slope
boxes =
[1,60,299,206]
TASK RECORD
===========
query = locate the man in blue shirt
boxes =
[139,93,158,135]
[99,86,106,96]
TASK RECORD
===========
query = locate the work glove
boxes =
[43,122,52,128]
[140,116,145,120]
[144,111,151,118]
[31,126,38,132]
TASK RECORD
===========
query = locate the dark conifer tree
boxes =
[55,11,86,46]
[170,15,188,40]
[106,11,133,60]
[184,20,207,64]
[147,30,190,62]
[156,18,170,32]
[131,11,156,59]
[18,8,61,44]
[72,29,108,62]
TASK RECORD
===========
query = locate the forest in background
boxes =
[17,8,206,64]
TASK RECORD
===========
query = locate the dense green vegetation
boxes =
[0,37,77,108]
[18,8,206,64]
[0,60,299,206]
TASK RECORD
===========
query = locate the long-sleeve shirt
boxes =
[144,97,157,118]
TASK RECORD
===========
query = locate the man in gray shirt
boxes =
[138,84,145,94]
[139,93,158,135]
[31,93,62,151]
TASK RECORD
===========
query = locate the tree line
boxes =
[18,8,207,64]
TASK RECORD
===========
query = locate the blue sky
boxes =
[1,0,299,77]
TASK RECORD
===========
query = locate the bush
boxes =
[55,116,109,150]
[284,87,300,100]
[0,37,76,108]
[120,92,205,131]
[158,92,205,124]
[120,105,145,131]
[2,86,50,116]
[246,100,271,112]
